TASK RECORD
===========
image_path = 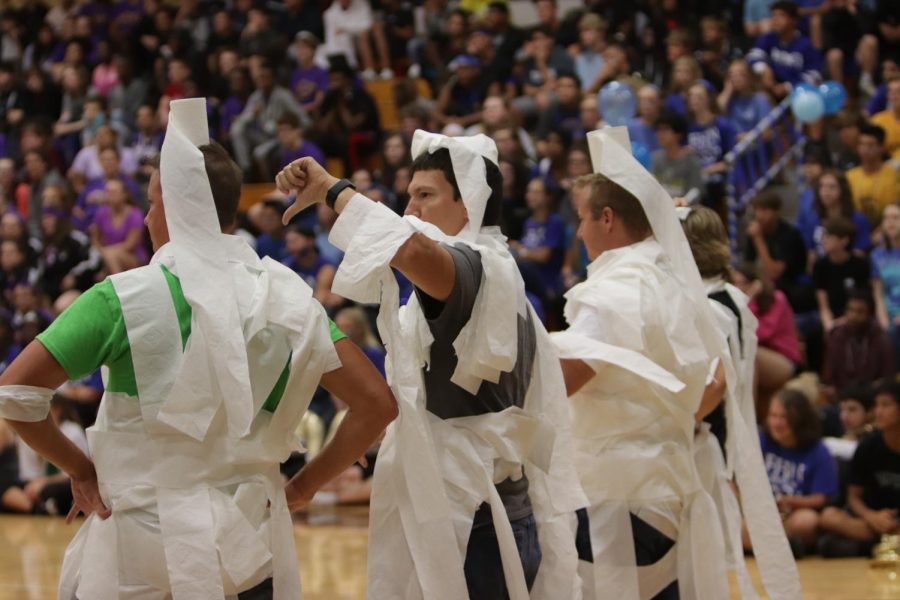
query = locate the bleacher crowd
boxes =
[0,0,899,562]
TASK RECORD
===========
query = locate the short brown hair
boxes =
[822,216,856,241]
[751,189,782,211]
[681,206,731,279]
[150,142,242,229]
[574,174,651,239]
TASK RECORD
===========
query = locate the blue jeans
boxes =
[464,513,542,600]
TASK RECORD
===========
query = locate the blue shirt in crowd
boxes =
[726,93,773,133]
[520,213,566,295]
[747,32,823,85]
[687,117,737,168]
[626,118,660,154]
[760,432,839,497]
[796,209,872,255]
[871,245,900,321]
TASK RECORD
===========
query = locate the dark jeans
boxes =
[464,513,541,600]
[576,510,680,600]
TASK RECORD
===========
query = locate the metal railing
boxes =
[724,95,807,257]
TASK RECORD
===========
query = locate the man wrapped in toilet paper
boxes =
[0,98,397,599]
[276,130,587,600]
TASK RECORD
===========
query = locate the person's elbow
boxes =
[370,383,398,428]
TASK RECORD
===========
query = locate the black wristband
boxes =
[326,178,356,209]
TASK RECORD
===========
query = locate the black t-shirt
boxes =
[849,431,900,511]
[812,254,871,317]
[744,219,810,307]
[415,244,535,525]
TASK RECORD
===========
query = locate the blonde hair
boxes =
[335,306,380,349]
[681,206,731,279]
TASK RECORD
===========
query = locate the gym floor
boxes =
[0,508,895,599]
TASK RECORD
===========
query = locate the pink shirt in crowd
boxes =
[749,289,802,365]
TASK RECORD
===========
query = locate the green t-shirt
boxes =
[37,266,346,413]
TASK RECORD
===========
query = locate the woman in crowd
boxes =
[686,81,737,210]
[717,59,774,136]
[759,388,839,556]
[872,203,900,358]
[732,262,802,420]
[801,169,871,257]
[88,178,146,274]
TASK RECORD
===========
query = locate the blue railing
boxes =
[724,95,806,257]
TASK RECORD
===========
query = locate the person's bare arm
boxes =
[285,339,397,509]
[874,279,890,329]
[848,484,899,534]
[276,157,458,301]
[781,493,828,511]
[816,289,835,332]
[696,360,726,422]
[560,358,596,396]
[0,341,109,521]
[747,221,786,281]
[314,263,344,309]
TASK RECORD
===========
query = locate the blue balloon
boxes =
[631,141,651,170]
[791,88,825,123]
[598,81,637,127]
[819,81,847,115]
[792,82,819,98]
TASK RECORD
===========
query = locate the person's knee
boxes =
[787,509,820,536]
[820,506,842,530]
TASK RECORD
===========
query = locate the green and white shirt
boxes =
[37,265,346,412]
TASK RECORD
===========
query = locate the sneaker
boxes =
[407,64,421,79]
[361,69,377,81]
[817,533,866,558]
[379,68,394,80]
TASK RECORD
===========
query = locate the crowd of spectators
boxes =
[0,0,898,563]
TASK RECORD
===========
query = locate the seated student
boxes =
[651,110,704,205]
[333,305,384,376]
[255,112,325,183]
[872,204,900,358]
[744,189,812,312]
[0,419,35,513]
[759,387,840,556]
[820,381,900,557]
[747,1,823,99]
[510,177,566,307]
[253,198,289,261]
[813,218,871,333]
[732,263,802,421]
[800,169,871,259]
[89,178,147,275]
[846,123,899,228]
[15,395,89,516]
[281,224,343,313]
[870,79,900,161]
[824,386,875,466]
[822,289,893,396]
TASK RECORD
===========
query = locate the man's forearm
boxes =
[6,417,93,480]
[285,407,388,509]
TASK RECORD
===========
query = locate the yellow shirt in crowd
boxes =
[847,163,900,226]
[871,110,900,160]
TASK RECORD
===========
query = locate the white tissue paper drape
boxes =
[329,129,588,599]
[55,98,339,600]
[551,128,735,600]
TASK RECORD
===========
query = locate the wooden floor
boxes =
[0,509,897,599]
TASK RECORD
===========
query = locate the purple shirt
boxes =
[92,204,147,264]
[280,140,326,168]
[290,66,329,106]
[219,96,246,137]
